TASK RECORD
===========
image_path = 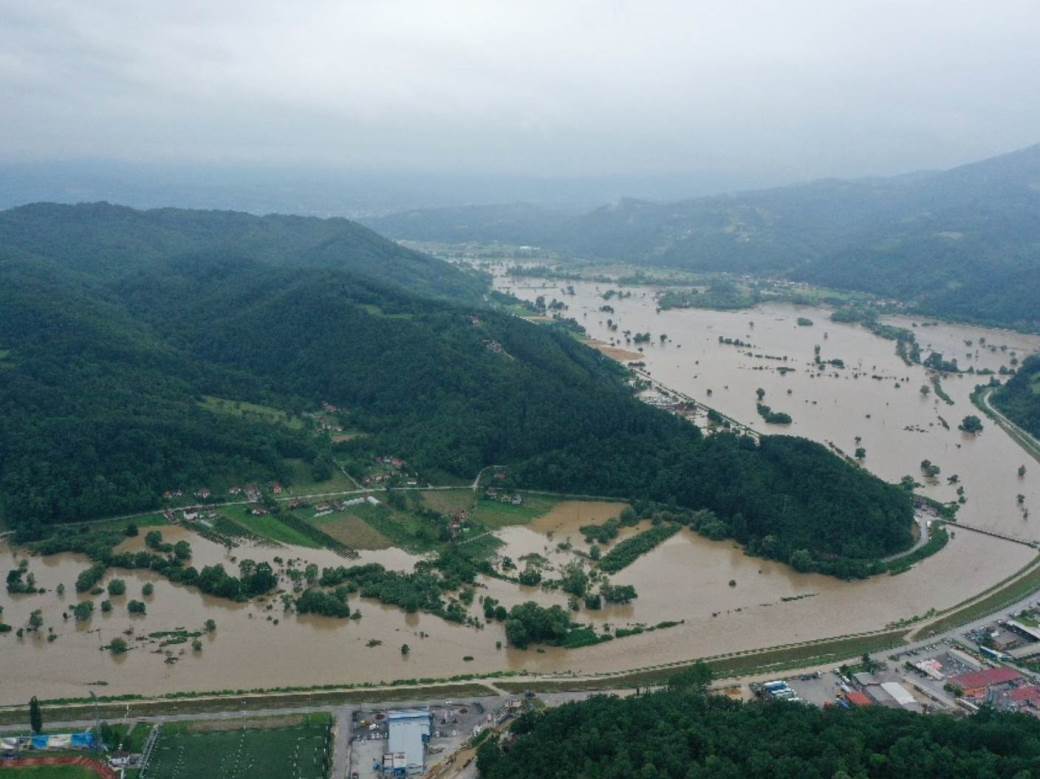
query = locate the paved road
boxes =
[49,466,500,536]
[880,512,931,563]
[331,706,351,779]
[0,696,510,737]
[980,387,1040,461]
[630,367,761,438]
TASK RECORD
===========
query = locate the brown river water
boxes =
[2,276,1039,703]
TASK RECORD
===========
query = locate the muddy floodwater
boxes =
[3,276,1040,703]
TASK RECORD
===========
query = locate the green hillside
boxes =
[993,354,1040,438]
[0,201,487,302]
[0,204,912,576]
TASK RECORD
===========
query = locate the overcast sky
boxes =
[2,0,1039,186]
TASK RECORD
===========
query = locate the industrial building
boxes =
[950,667,1022,699]
[383,709,432,775]
[879,681,917,708]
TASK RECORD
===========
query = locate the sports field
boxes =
[142,715,330,779]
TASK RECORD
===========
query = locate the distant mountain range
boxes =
[0,160,762,217]
[366,144,1040,330]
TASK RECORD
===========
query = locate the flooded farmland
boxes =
[3,274,1040,703]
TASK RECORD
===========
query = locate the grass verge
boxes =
[420,489,475,515]
[494,630,908,693]
[916,556,1040,638]
[0,684,493,728]
[309,514,392,550]
[218,506,322,548]
[471,495,559,529]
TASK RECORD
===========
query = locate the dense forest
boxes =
[476,683,1040,778]
[993,354,1040,438]
[0,204,912,573]
[0,201,488,302]
[368,143,1040,330]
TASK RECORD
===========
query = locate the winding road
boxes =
[979,387,1040,463]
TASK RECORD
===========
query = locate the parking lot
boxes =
[782,674,844,707]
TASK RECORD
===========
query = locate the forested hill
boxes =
[0,206,912,575]
[0,202,487,302]
[993,354,1040,438]
[366,143,1040,330]
[476,684,1040,778]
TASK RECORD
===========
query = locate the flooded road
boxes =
[2,275,1039,703]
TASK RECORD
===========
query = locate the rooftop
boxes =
[951,667,1022,689]
[388,709,432,722]
[1008,686,1040,706]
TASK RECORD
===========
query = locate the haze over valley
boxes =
[2,3,1040,777]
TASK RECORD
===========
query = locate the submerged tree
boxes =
[959,415,984,434]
